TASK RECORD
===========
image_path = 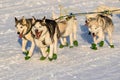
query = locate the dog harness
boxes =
[22,20,32,40]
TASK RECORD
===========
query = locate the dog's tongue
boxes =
[19,34,23,38]
[36,31,42,39]
[19,31,24,38]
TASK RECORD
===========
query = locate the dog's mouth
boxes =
[35,30,43,39]
[19,30,24,38]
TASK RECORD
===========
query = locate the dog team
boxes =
[14,5,120,61]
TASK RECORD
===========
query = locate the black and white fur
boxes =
[86,14,114,48]
[15,16,35,60]
[32,16,60,61]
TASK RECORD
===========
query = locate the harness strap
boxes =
[22,20,32,40]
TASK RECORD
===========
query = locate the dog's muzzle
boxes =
[17,31,24,38]
[35,29,43,39]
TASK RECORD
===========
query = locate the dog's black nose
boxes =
[35,29,38,33]
[17,32,20,34]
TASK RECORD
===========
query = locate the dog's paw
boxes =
[69,46,74,48]
[91,43,97,50]
[25,56,31,60]
[73,40,78,47]
[99,41,104,47]
[59,44,64,48]
[23,51,29,56]
[48,57,53,61]
[53,54,57,60]
[40,56,46,60]
[110,45,114,48]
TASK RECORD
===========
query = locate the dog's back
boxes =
[97,14,114,32]
[45,19,61,39]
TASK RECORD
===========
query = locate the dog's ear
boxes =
[15,17,18,23]
[41,16,46,25]
[42,16,46,24]
[32,16,36,24]
[22,16,27,25]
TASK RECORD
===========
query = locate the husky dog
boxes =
[87,14,114,50]
[52,12,78,48]
[32,16,60,61]
[15,16,35,60]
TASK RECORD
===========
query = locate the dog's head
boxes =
[32,16,47,39]
[85,14,97,26]
[87,19,101,37]
[15,16,29,38]
[15,16,35,38]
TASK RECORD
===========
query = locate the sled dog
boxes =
[31,16,60,61]
[86,14,114,50]
[52,12,78,48]
[15,16,35,60]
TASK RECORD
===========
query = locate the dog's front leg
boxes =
[91,36,97,50]
[97,33,104,47]
[22,38,28,55]
[40,47,48,60]
[28,41,35,56]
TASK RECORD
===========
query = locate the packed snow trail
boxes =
[0,0,120,80]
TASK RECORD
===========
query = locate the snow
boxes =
[0,0,120,80]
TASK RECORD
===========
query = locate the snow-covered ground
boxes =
[0,0,120,80]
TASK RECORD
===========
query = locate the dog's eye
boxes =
[39,26,42,28]
[95,28,97,29]
[20,26,23,28]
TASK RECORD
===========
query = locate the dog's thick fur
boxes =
[87,14,114,49]
[15,16,35,60]
[52,12,78,48]
[32,17,60,61]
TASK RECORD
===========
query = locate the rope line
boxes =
[55,9,120,20]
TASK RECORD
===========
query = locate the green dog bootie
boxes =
[73,40,78,47]
[40,56,46,60]
[25,56,31,60]
[23,51,29,56]
[48,57,53,61]
[110,45,114,48]
[59,44,64,48]
[53,54,57,60]
[91,43,97,50]
[69,46,74,48]
[99,41,104,47]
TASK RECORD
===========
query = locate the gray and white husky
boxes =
[15,16,35,60]
[31,16,60,61]
[86,14,114,50]
[52,12,78,48]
